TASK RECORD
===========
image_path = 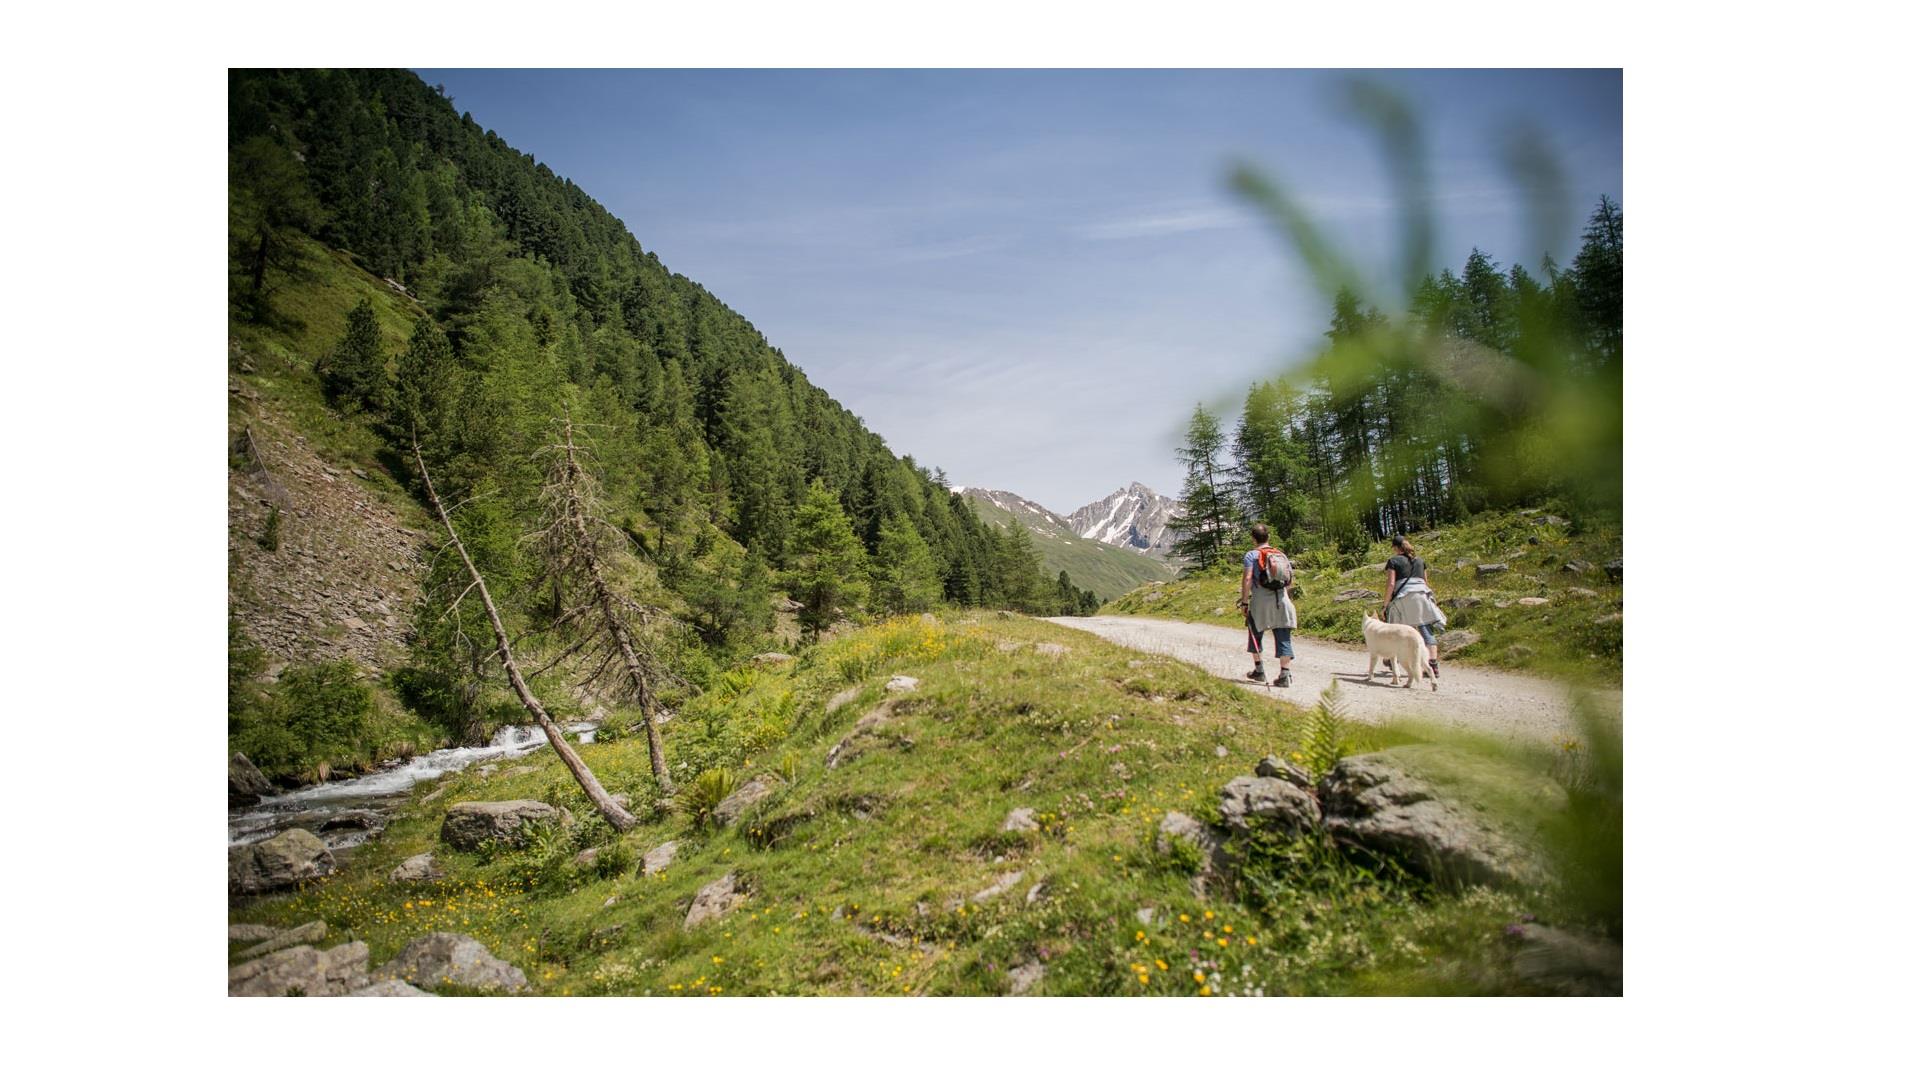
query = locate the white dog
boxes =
[1362,613,1436,691]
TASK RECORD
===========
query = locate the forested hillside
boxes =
[228,69,1099,780]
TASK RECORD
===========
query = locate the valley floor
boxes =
[1048,615,1614,745]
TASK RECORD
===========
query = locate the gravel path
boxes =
[1047,614,1613,744]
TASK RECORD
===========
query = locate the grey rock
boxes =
[1025,880,1050,905]
[236,920,327,961]
[826,702,900,770]
[389,853,444,883]
[320,810,381,832]
[684,871,747,929]
[1447,596,1483,611]
[229,752,274,807]
[1335,588,1380,602]
[1214,745,1228,758]
[229,828,335,895]
[228,923,280,943]
[972,871,1026,903]
[500,765,539,779]
[1507,924,1623,996]
[1154,810,1233,882]
[1564,559,1593,575]
[639,840,679,876]
[1533,514,1571,527]
[572,847,601,868]
[1602,559,1622,584]
[376,933,527,993]
[229,942,370,997]
[996,640,1027,652]
[823,687,861,714]
[884,674,921,693]
[349,979,434,997]
[1033,642,1069,657]
[1135,907,1156,926]
[1507,644,1536,660]
[750,651,796,667]
[1436,629,1481,655]
[1318,751,1548,889]
[1000,806,1040,833]
[1567,587,1599,599]
[439,801,571,851]
[1255,755,1315,790]
[1593,611,1623,625]
[1475,563,1510,577]
[1516,596,1550,607]
[1218,774,1319,838]
[713,778,777,826]
[1008,960,1046,996]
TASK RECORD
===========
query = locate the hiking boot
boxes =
[1272,669,1292,688]
[1246,667,1266,682]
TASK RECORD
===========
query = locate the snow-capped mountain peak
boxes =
[1067,483,1179,559]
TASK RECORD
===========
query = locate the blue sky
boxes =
[415,69,1621,513]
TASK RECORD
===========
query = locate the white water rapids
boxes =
[228,721,598,848]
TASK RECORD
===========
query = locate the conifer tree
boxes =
[872,515,941,615]
[789,479,868,635]
[1168,403,1235,570]
[320,299,387,413]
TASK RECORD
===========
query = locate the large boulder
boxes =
[1317,751,1549,889]
[229,752,274,808]
[712,778,778,827]
[229,828,334,895]
[439,801,571,852]
[1436,629,1481,655]
[1000,806,1040,833]
[375,933,527,993]
[1475,563,1510,577]
[229,941,370,997]
[1217,775,1319,838]
[685,871,748,929]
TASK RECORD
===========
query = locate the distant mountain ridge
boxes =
[1067,482,1180,560]
[955,486,1169,601]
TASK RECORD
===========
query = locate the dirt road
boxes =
[1046,614,1613,744]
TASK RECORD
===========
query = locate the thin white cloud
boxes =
[1077,205,1247,241]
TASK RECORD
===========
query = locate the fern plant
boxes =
[1297,682,1351,782]
[676,766,738,828]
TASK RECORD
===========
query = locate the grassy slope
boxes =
[1102,509,1623,686]
[233,613,1591,997]
[963,493,1170,602]
[229,237,433,508]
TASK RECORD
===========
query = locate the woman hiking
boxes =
[1238,523,1296,687]
[1381,534,1447,679]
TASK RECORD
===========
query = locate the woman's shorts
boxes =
[1416,622,1438,646]
[1247,625,1294,658]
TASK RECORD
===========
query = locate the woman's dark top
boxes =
[1386,553,1426,595]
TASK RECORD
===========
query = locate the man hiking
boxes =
[1237,523,1297,687]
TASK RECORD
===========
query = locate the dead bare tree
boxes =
[531,409,678,794]
[413,440,637,832]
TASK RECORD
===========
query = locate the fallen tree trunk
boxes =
[414,441,636,832]
[555,413,674,793]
